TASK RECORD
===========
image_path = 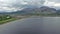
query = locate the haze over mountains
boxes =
[0,6,59,15]
[0,0,60,15]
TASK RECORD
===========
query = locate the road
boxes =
[0,16,60,34]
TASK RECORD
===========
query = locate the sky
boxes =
[0,0,60,12]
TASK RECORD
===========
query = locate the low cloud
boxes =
[0,0,60,12]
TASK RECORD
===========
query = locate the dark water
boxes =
[0,16,60,34]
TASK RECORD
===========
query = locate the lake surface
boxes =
[0,16,60,34]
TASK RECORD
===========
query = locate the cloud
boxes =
[54,3,60,7]
[0,0,45,12]
[21,1,28,5]
[0,6,24,12]
[44,1,55,6]
[0,0,60,12]
[0,0,26,12]
[44,0,60,7]
[48,0,60,3]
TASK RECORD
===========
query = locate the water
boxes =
[40,17,60,34]
[0,16,60,34]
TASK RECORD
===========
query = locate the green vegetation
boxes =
[0,15,29,24]
[0,18,16,24]
[0,15,11,21]
[0,15,16,24]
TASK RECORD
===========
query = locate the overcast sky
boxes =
[0,0,60,12]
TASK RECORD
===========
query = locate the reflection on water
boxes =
[41,17,60,34]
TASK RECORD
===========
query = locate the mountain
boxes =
[40,6,56,14]
[0,6,57,15]
[56,9,60,14]
[15,6,57,14]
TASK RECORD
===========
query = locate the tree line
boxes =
[0,15,11,21]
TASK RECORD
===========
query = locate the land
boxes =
[0,18,16,24]
[0,15,31,24]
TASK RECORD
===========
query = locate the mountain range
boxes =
[0,6,60,15]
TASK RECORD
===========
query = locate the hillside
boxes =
[0,6,57,16]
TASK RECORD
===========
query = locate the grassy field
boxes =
[0,18,17,24]
[0,15,31,25]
